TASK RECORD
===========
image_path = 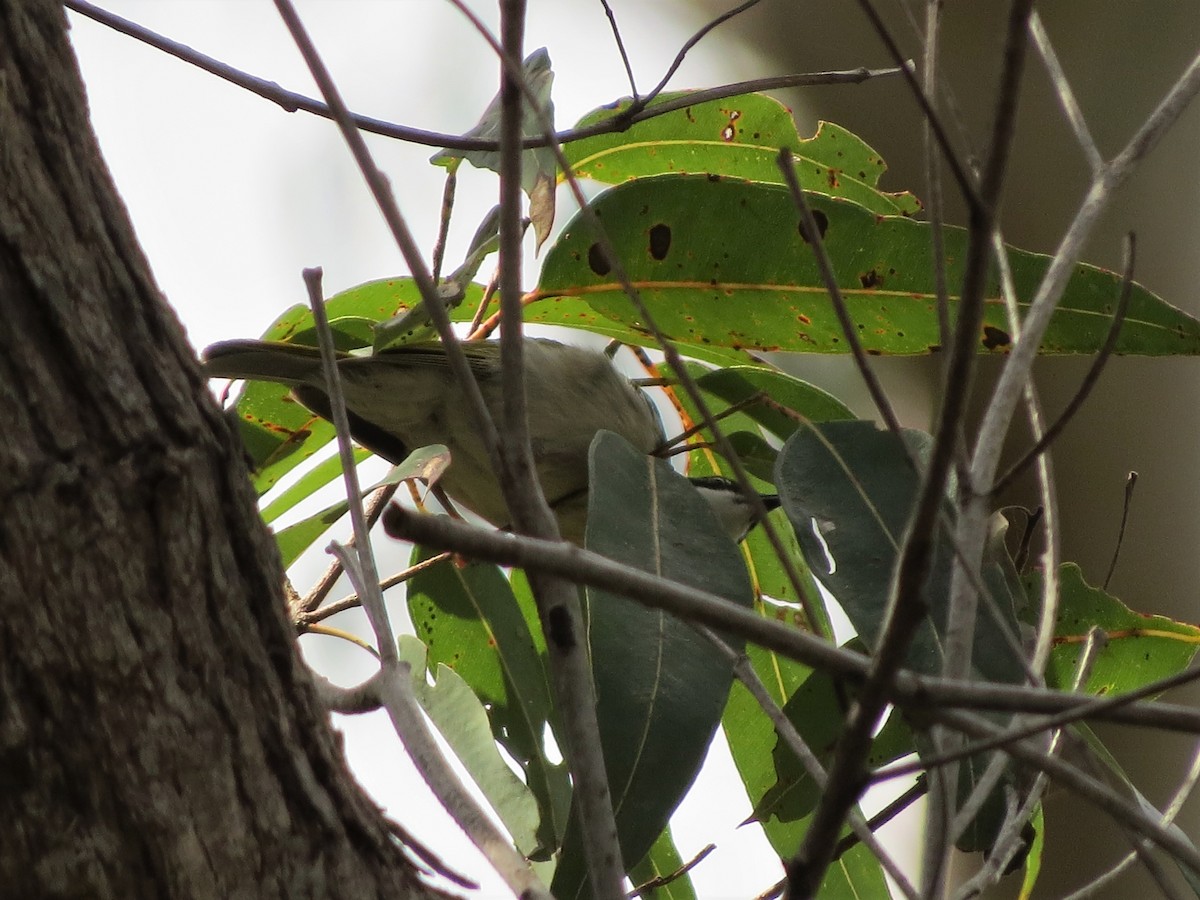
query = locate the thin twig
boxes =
[991,233,1137,496]
[495,2,626,894]
[293,482,400,619]
[1104,471,1139,591]
[701,629,920,900]
[1029,11,1104,175]
[64,0,902,150]
[303,267,550,898]
[1063,740,1200,899]
[933,705,1200,879]
[776,151,905,442]
[297,550,452,628]
[628,843,716,897]
[430,169,457,284]
[642,0,765,104]
[598,0,638,100]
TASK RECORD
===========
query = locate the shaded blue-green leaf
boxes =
[551,432,753,899]
[408,549,568,856]
[398,636,542,855]
[535,176,1200,357]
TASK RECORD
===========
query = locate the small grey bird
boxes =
[203,337,776,543]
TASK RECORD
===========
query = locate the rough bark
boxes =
[0,2,440,896]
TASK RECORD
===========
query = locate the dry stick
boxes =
[932,704,1200,880]
[989,228,1062,675]
[700,628,921,900]
[969,52,1200,568]
[853,0,981,215]
[294,482,400,619]
[776,153,904,441]
[641,0,765,104]
[1103,471,1138,592]
[628,844,716,897]
[915,1,959,878]
[1063,743,1200,899]
[493,0,625,895]
[64,0,902,152]
[381,505,1200,733]
[303,269,550,899]
[444,0,827,636]
[1029,10,1104,176]
[597,0,638,100]
[430,169,457,284]
[786,5,1037,892]
[297,551,452,628]
[991,234,1137,497]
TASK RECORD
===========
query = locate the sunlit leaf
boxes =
[535,176,1200,357]
[564,93,920,215]
[1027,563,1200,694]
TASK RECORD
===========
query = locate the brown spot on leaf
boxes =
[798,209,829,244]
[648,223,671,260]
[859,269,884,289]
[588,243,611,276]
[982,325,1012,350]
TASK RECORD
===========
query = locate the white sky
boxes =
[66,3,919,896]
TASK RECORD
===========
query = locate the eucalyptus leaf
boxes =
[536,176,1200,357]
[551,431,753,899]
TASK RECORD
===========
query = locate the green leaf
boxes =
[753,664,914,824]
[407,550,569,856]
[551,432,753,899]
[397,636,542,856]
[1017,805,1044,900]
[271,449,450,568]
[260,448,371,525]
[564,93,920,215]
[535,176,1200,357]
[1027,563,1200,695]
[627,826,697,900]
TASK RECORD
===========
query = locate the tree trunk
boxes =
[0,2,438,896]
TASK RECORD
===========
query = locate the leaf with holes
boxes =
[534,175,1200,357]
[1027,563,1200,695]
[563,92,920,215]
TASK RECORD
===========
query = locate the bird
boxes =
[202,336,778,543]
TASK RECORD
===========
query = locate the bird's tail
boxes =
[202,339,330,386]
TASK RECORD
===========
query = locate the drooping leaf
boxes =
[432,48,557,246]
[397,636,543,856]
[407,550,569,856]
[564,92,920,215]
[1027,563,1200,694]
[535,176,1200,357]
[551,432,753,899]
